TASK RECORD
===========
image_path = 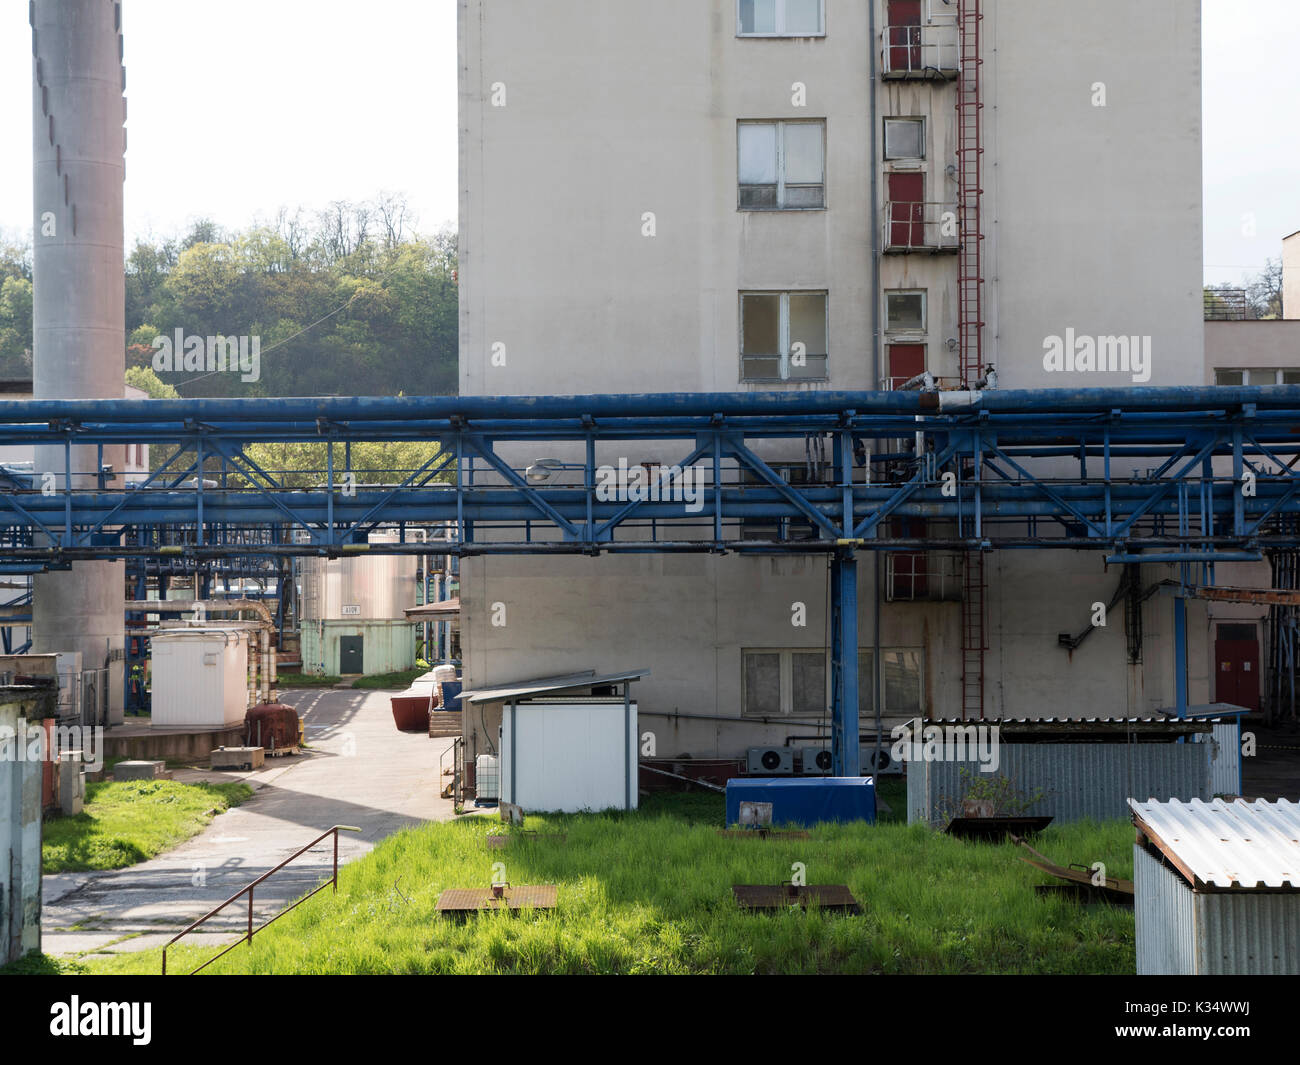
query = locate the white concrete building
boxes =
[457,0,1208,761]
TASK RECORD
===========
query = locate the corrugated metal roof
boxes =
[460,668,650,705]
[1130,798,1300,892]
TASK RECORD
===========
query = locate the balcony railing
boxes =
[882,201,960,254]
[882,23,959,79]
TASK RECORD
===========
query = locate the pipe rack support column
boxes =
[831,548,860,777]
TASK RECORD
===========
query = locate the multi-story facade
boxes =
[457,1,1206,760]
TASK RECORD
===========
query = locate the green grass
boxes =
[77,794,1135,975]
[42,779,253,874]
[351,668,427,690]
[276,672,341,688]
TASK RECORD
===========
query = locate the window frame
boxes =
[1215,368,1300,387]
[883,116,926,161]
[738,119,827,211]
[742,646,926,718]
[885,289,927,335]
[736,0,827,38]
[739,289,830,383]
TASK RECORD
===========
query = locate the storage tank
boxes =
[150,629,251,727]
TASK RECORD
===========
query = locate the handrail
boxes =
[162,824,361,975]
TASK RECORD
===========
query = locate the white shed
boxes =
[461,669,647,814]
[1131,798,1300,975]
[150,629,252,728]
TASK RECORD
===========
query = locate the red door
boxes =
[888,0,922,72]
[888,172,924,248]
[888,343,927,388]
[1215,626,1260,711]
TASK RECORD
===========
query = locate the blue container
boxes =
[725,777,876,827]
[439,679,462,712]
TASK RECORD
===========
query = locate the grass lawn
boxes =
[275,672,341,688]
[76,791,1135,975]
[351,668,427,690]
[42,779,253,874]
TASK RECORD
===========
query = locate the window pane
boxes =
[857,650,875,718]
[741,294,781,355]
[792,651,826,714]
[783,123,824,185]
[784,0,823,34]
[789,293,827,356]
[884,118,924,160]
[740,185,778,209]
[739,0,777,34]
[744,652,781,715]
[783,184,825,208]
[738,123,778,184]
[886,292,925,331]
[882,650,922,715]
[1215,370,1244,387]
[742,356,783,380]
[787,354,828,380]
[1284,371,1300,385]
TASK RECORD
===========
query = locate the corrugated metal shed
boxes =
[907,741,1213,825]
[1132,799,1300,974]
[1130,798,1300,891]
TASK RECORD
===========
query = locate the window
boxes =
[741,291,828,381]
[1215,368,1300,387]
[886,291,926,333]
[857,649,924,718]
[743,649,827,716]
[737,0,825,37]
[743,647,924,717]
[738,121,825,209]
[884,118,925,160]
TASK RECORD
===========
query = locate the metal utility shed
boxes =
[460,669,648,814]
[1131,798,1300,975]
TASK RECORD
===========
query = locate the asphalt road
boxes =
[42,687,466,960]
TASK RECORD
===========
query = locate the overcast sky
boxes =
[0,1,1296,287]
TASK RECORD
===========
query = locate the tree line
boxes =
[1,194,458,399]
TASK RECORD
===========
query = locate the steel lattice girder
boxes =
[1,388,1300,562]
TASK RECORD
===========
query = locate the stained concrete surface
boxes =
[42,688,475,960]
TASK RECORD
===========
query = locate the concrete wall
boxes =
[457,0,1206,759]
[1284,231,1300,320]
[1205,320,1300,381]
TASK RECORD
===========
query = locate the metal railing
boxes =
[882,201,961,252]
[162,824,360,975]
[882,23,960,77]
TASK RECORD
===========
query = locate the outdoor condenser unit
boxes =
[746,747,794,775]
[799,746,833,775]
[864,745,904,776]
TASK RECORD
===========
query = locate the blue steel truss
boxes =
[4,385,1300,773]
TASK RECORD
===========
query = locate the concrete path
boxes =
[42,688,473,960]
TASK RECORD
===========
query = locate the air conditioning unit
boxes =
[746,747,794,775]
[863,745,904,775]
[799,746,833,775]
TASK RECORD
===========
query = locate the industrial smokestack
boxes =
[30,0,127,723]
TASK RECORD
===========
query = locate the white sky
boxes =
[0,1,1296,286]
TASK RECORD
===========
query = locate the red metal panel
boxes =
[1215,639,1261,712]
[887,0,923,72]
[887,172,924,247]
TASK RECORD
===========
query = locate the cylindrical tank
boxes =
[30,0,127,722]
[299,534,418,621]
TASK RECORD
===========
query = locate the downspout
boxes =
[869,0,884,781]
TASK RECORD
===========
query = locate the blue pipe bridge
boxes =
[3,385,1298,775]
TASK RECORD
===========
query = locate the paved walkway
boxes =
[42,688,473,959]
